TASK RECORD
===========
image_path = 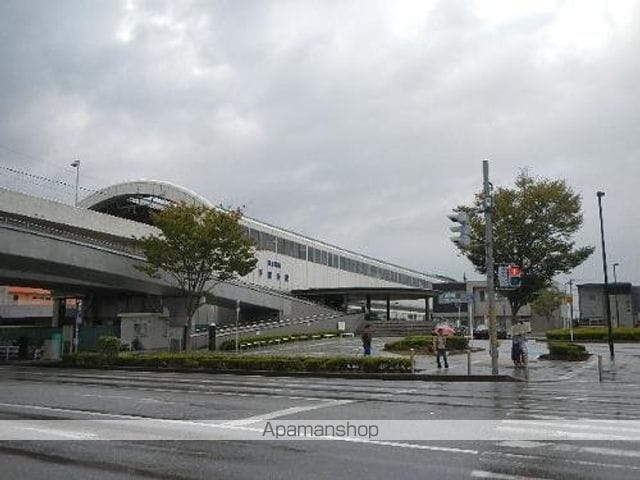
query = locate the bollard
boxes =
[410,348,415,374]
[208,324,217,351]
[597,354,603,382]
[467,349,472,375]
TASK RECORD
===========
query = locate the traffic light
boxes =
[448,212,471,248]
[507,264,523,288]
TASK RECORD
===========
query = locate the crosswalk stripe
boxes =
[482,450,640,472]
[498,440,640,459]
[471,470,552,479]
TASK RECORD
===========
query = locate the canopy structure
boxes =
[292,287,439,320]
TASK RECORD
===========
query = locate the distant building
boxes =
[430,281,561,333]
[577,283,639,327]
[0,286,56,326]
[0,286,52,306]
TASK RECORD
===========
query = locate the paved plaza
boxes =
[240,335,638,383]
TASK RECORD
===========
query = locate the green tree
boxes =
[136,202,257,346]
[453,171,593,321]
[530,287,565,324]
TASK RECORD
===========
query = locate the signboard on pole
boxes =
[438,291,467,304]
[497,264,510,288]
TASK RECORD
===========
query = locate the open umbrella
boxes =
[433,324,456,336]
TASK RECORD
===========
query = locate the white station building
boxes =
[79,180,453,316]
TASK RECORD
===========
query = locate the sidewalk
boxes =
[242,336,637,383]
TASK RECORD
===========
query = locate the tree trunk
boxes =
[509,298,523,331]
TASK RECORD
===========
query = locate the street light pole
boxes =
[613,263,620,328]
[235,299,241,354]
[70,160,81,207]
[483,160,499,375]
[596,191,614,358]
[567,279,574,342]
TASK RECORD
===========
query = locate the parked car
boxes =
[473,325,489,339]
[473,325,508,339]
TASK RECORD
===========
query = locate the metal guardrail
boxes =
[215,312,359,338]
[0,212,347,317]
[0,345,19,360]
[0,213,143,258]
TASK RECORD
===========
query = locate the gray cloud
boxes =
[1,0,639,283]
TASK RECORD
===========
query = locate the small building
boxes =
[578,283,638,327]
[118,312,186,351]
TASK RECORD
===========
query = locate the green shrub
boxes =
[546,327,640,342]
[547,341,589,360]
[96,336,120,362]
[61,352,105,368]
[384,335,468,353]
[60,352,411,373]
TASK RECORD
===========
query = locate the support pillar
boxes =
[424,297,429,322]
[386,297,391,320]
[343,295,350,313]
[52,298,66,328]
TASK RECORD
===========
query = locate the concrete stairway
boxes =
[362,320,435,337]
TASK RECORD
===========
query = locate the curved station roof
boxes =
[79,180,455,284]
[78,180,213,224]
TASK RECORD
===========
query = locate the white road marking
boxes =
[482,451,640,472]
[498,440,550,449]
[0,401,479,454]
[499,440,640,459]
[471,470,552,480]
[0,402,136,419]
[80,394,172,404]
[223,399,354,426]
[18,426,98,440]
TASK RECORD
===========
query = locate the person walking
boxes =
[433,328,449,369]
[511,334,523,367]
[361,324,373,356]
[519,334,528,368]
[511,321,529,368]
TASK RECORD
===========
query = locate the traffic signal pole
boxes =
[483,160,499,375]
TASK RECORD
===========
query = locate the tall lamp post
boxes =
[613,263,620,329]
[235,299,241,354]
[596,191,614,358]
[483,160,498,375]
[70,160,81,206]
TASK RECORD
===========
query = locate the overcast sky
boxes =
[1,0,639,286]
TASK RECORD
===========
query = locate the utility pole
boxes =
[613,263,620,328]
[235,299,241,354]
[568,279,574,342]
[483,160,498,375]
[70,160,81,207]
[596,191,614,359]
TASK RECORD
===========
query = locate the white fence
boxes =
[0,345,19,360]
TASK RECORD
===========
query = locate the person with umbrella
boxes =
[432,327,450,369]
[361,324,373,356]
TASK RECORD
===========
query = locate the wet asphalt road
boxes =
[1,361,640,480]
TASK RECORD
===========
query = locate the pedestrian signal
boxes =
[507,264,523,288]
